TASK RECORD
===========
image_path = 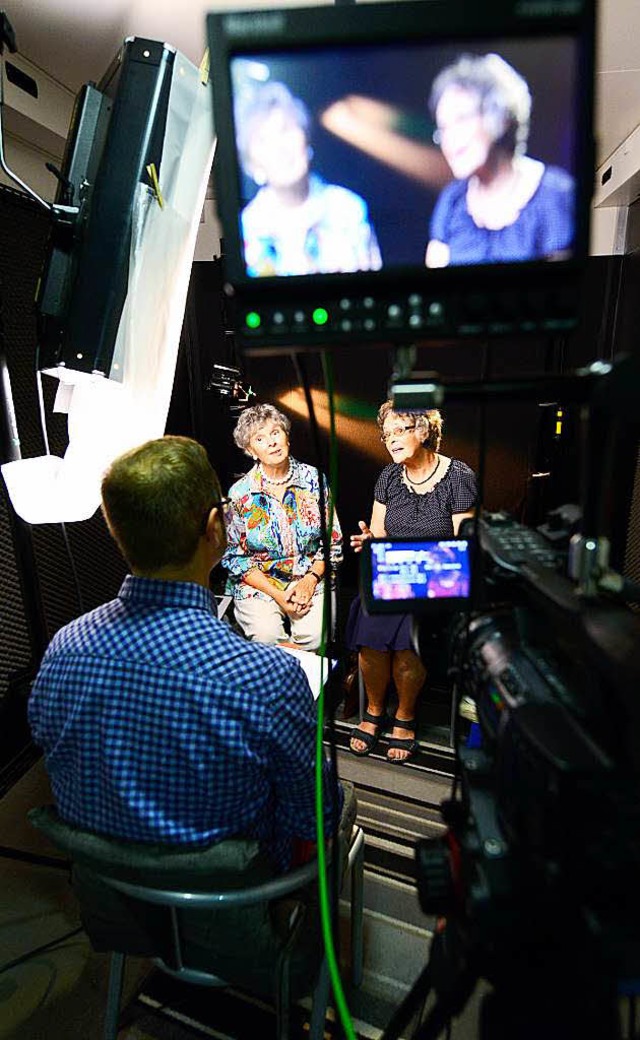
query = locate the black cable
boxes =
[0,845,70,870]
[450,340,491,795]
[320,352,343,939]
[0,925,84,977]
[34,348,86,615]
[380,960,434,1040]
[291,351,342,960]
[59,521,86,615]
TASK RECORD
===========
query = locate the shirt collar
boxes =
[118,574,217,614]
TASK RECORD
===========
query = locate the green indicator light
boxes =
[312,307,329,326]
[245,311,261,330]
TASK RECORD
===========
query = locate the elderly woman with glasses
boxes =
[222,404,342,651]
[347,402,476,764]
[425,52,575,268]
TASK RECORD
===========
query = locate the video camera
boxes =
[361,360,640,1039]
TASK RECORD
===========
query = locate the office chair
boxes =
[28,805,365,1040]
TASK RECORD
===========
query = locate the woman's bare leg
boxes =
[349,647,391,753]
[388,649,427,761]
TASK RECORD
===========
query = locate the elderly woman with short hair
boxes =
[222,404,342,651]
[426,52,575,267]
[347,402,477,763]
[235,80,381,277]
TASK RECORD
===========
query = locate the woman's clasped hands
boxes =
[282,574,317,616]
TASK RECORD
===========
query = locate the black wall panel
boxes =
[0,185,127,770]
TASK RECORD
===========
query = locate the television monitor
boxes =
[361,538,472,614]
[207,0,595,351]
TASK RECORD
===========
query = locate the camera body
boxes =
[362,514,640,1022]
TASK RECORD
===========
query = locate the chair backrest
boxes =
[27,805,328,991]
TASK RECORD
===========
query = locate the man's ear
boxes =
[205,506,225,550]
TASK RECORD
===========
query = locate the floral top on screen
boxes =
[241,174,382,278]
[223,458,343,601]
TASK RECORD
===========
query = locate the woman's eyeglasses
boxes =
[381,425,416,444]
[432,108,483,146]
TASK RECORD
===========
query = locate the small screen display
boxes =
[229,36,578,279]
[366,539,471,611]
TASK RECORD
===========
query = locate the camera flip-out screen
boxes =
[362,538,472,615]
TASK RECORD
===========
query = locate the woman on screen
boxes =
[347,404,476,764]
[235,82,382,277]
[222,404,342,651]
[425,53,575,268]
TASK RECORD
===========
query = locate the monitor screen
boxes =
[362,538,472,614]
[208,0,595,347]
[230,37,578,279]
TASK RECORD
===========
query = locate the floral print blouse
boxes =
[222,458,343,601]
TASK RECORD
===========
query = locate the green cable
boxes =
[315,353,357,1040]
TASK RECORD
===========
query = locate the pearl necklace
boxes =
[259,461,293,486]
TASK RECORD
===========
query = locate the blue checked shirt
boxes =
[29,576,341,871]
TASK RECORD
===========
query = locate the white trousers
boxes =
[233,584,335,652]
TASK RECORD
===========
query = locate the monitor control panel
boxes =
[233,281,580,351]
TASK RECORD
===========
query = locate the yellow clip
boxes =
[146,163,164,209]
[199,48,210,86]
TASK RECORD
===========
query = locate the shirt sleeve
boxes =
[373,465,392,506]
[536,167,576,255]
[221,493,256,579]
[266,659,343,842]
[355,205,382,271]
[429,180,460,244]
[450,461,478,513]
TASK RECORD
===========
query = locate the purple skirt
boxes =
[344,596,415,653]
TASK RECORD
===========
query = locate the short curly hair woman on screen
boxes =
[425,52,575,268]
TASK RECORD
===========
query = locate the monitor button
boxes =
[426,301,445,325]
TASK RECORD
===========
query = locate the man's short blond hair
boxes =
[101,436,221,572]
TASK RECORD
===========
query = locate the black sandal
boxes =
[386,717,418,765]
[349,710,386,757]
